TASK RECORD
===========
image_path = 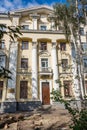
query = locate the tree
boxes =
[0,22,22,79]
[53,0,87,100]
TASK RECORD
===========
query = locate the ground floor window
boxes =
[20,81,28,99]
[63,81,71,97]
[0,81,3,99]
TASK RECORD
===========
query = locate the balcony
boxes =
[39,67,52,75]
[17,67,31,75]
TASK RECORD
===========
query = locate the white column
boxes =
[30,14,39,30]
[7,42,18,100]
[51,43,59,90]
[12,15,20,26]
[32,42,38,99]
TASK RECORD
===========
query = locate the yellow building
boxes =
[0,6,86,112]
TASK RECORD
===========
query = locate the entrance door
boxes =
[42,82,50,105]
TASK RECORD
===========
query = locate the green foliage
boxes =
[51,89,87,130]
[53,0,87,41]
[0,66,12,79]
[0,24,22,79]
[0,24,22,41]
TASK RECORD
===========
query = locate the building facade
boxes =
[0,6,87,112]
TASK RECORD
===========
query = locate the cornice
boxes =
[10,5,53,15]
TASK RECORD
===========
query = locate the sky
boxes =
[0,0,66,12]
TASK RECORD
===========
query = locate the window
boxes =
[40,42,47,50]
[79,27,84,35]
[62,59,68,69]
[41,58,48,71]
[0,81,3,99]
[21,41,28,50]
[81,42,87,52]
[0,40,5,49]
[21,25,29,30]
[83,58,87,68]
[0,55,6,68]
[60,43,66,51]
[21,58,28,68]
[40,25,47,31]
[20,81,28,99]
[64,81,71,97]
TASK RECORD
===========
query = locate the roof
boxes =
[10,5,53,14]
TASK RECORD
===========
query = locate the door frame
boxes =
[40,80,52,104]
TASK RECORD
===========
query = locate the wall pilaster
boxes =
[51,42,59,90]
[32,42,38,99]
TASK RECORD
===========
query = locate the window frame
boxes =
[41,58,48,71]
[21,41,29,50]
[40,25,47,31]
[21,58,28,69]
[79,27,84,35]
[62,59,68,69]
[60,42,66,51]
[40,42,47,51]
[63,81,71,97]
[21,25,29,30]
[0,40,5,49]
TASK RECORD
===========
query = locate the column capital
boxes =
[32,41,38,46]
[52,42,57,48]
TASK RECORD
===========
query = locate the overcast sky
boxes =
[0,0,66,12]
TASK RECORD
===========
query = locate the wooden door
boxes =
[42,82,50,105]
[20,81,28,99]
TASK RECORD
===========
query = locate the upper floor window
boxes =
[21,41,28,50]
[79,27,84,35]
[40,42,47,51]
[83,58,87,68]
[81,42,87,52]
[62,59,68,68]
[60,42,66,51]
[0,55,6,68]
[41,58,48,71]
[62,59,68,69]
[21,58,28,68]
[0,40,5,49]
[40,25,47,31]
[64,81,71,97]
[21,25,29,30]
[0,81,3,99]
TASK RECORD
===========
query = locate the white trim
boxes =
[40,57,49,68]
[40,80,52,104]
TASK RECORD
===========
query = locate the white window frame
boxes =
[41,58,48,68]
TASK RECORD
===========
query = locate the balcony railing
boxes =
[17,67,31,74]
[39,67,52,75]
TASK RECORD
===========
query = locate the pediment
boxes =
[10,6,53,15]
[39,50,51,57]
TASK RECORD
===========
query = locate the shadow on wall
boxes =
[0,101,41,113]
